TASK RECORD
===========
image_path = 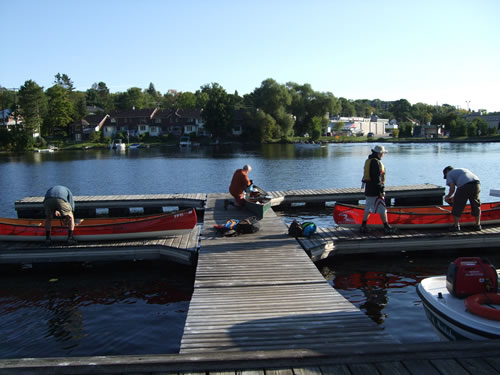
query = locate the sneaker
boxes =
[449,225,461,232]
[67,238,78,245]
[473,224,482,231]
[384,226,399,235]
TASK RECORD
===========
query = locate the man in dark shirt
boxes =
[43,185,77,244]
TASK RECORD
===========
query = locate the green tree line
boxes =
[0,73,497,150]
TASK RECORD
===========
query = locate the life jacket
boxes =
[363,157,385,184]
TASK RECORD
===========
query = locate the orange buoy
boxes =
[465,293,500,321]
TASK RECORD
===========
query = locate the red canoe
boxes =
[333,202,500,229]
[0,208,197,242]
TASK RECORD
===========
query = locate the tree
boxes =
[412,103,433,126]
[286,82,337,137]
[390,99,412,122]
[467,121,478,137]
[249,79,296,137]
[115,87,145,110]
[354,100,375,117]
[450,118,467,137]
[472,118,489,136]
[339,98,356,117]
[250,110,278,143]
[54,73,74,91]
[309,116,323,140]
[334,121,344,134]
[177,92,197,109]
[398,121,413,137]
[71,91,87,122]
[45,84,74,136]
[0,87,17,115]
[145,82,160,98]
[200,83,233,138]
[18,80,47,136]
[87,82,113,112]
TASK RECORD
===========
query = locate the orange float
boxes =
[465,293,500,321]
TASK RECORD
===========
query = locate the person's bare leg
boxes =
[65,214,76,243]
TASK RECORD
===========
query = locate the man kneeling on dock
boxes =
[44,185,77,245]
[227,164,253,208]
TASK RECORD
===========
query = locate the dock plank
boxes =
[298,225,500,261]
[0,226,201,265]
[180,194,395,353]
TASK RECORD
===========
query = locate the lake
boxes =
[1,142,499,359]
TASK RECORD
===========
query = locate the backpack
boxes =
[288,220,303,237]
[236,216,260,234]
[301,222,317,237]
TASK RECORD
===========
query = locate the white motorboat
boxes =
[417,275,500,340]
[179,136,191,147]
[110,139,126,151]
[128,143,141,149]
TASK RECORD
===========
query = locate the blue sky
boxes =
[2,0,499,111]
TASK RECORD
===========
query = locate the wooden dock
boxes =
[2,192,500,373]
[14,193,207,218]
[2,320,500,375]
[13,184,445,218]
[0,226,200,266]
[179,193,395,353]
[298,225,500,261]
[269,184,445,208]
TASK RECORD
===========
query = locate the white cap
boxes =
[243,164,252,172]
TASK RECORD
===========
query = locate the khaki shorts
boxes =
[44,198,73,218]
[452,182,481,217]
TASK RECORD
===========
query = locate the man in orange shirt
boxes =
[228,164,252,207]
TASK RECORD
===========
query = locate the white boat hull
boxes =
[417,276,500,340]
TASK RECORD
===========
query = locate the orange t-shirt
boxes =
[229,169,251,197]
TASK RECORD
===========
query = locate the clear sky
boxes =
[2,0,499,112]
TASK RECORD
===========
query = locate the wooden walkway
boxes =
[0,226,200,265]
[13,184,444,218]
[299,225,500,261]
[14,193,207,218]
[2,336,500,374]
[268,184,445,207]
[180,194,395,353]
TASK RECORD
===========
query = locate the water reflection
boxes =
[0,261,194,358]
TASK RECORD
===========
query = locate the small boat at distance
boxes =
[179,136,192,147]
[0,209,197,242]
[110,139,126,151]
[245,185,272,219]
[417,275,500,340]
[333,201,500,228]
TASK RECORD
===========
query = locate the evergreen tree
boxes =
[18,80,47,137]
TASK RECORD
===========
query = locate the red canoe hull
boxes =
[333,202,500,228]
[0,209,197,242]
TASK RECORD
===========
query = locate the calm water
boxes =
[1,142,499,358]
